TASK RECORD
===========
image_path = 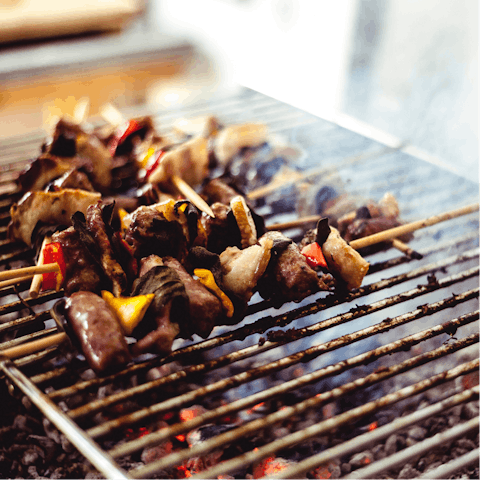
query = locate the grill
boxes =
[0,88,478,479]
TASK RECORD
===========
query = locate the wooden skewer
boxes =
[171,175,215,218]
[349,203,479,250]
[0,275,35,290]
[0,332,67,360]
[391,239,423,260]
[0,263,60,283]
[267,203,479,252]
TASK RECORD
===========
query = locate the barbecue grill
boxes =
[0,88,478,479]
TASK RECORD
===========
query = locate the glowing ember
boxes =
[125,425,151,439]
[314,464,333,479]
[247,402,265,415]
[253,456,292,478]
[368,421,378,431]
[180,405,207,422]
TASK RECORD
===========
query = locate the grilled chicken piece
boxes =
[322,227,370,291]
[147,136,209,189]
[213,123,268,165]
[257,231,333,305]
[8,189,101,246]
[220,236,273,303]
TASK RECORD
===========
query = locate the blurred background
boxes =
[0,0,477,181]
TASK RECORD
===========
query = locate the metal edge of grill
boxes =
[0,88,479,479]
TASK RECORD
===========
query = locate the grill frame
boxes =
[0,88,479,479]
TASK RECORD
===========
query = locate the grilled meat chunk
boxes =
[65,291,131,376]
[51,227,103,295]
[124,205,187,261]
[220,236,273,303]
[322,227,369,291]
[8,189,101,246]
[257,231,333,305]
[131,265,189,355]
[163,256,223,338]
[84,202,128,297]
[17,154,71,192]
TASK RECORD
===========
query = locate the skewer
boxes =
[349,203,479,250]
[0,276,34,290]
[0,263,60,283]
[391,239,423,260]
[100,103,215,217]
[170,175,215,218]
[0,332,67,360]
[268,203,479,252]
[29,236,52,299]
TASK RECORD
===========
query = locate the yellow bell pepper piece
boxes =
[101,291,155,335]
[194,269,234,317]
[140,146,156,169]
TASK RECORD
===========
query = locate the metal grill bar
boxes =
[418,448,480,479]
[65,266,478,422]
[138,352,479,479]
[107,311,479,459]
[0,356,132,479]
[0,88,478,479]
[266,385,479,479]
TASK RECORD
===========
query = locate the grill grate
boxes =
[0,88,479,479]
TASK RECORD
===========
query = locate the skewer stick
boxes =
[0,332,67,360]
[391,239,423,260]
[349,203,479,250]
[267,203,479,252]
[170,175,215,218]
[0,263,60,283]
[29,236,51,299]
[0,276,34,290]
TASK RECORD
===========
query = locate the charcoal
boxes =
[384,434,398,455]
[462,401,479,419]
[349,450,374,469]
[21,445,44,466]
[398,463,421,479]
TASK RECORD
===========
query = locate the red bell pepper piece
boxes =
[145,150,165,179]
[301,242,327,269]
[108,119,142,156]
[41,242,66,291]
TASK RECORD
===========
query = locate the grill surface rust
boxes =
[0,88,479,479]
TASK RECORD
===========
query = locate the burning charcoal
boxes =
[349,450,374,469]
[384,434,398,455]
[463,402,480,419]
[252,456,301,478]
[408,426,427,442]
[398,463,421,479]
[312,461,341,479]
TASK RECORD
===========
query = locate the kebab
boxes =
[6,105,473,376]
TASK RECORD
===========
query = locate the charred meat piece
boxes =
[17,154,71,192]
[64,291,131,376]
[8,189,101,246]
[51,227,104,296]
[163,256,223,338]
[202,178,242,205]
[257,231,333,306]
[72,202,128,297]
[47,117,114,192]
[201,202,241,254]
[124,205,188,262]
[131,265,189,355]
